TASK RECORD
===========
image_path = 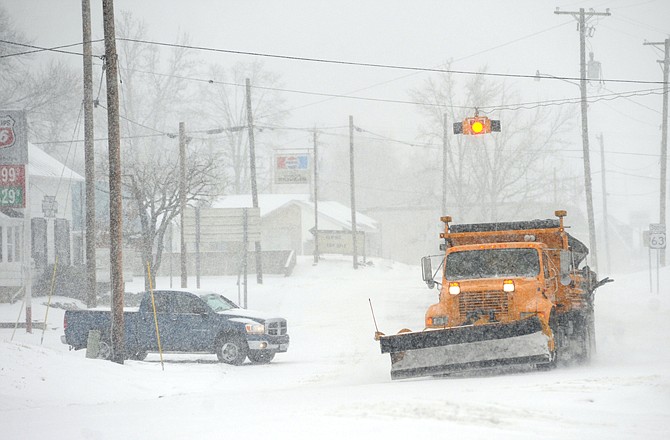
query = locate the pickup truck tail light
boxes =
[63,315,67,331]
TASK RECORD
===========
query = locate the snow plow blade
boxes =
[379,317,551,380]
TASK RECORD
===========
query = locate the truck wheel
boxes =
[248,350,275,364]
[216,336,248,365]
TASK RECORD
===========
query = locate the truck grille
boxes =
[266,319,288,336]
[458,290,509,319]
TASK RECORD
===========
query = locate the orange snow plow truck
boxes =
[376,210,612,380]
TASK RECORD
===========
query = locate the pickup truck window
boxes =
[201,294,239,312]
[151,292,171,313]
[173,293,210,314]
[446,248,540,280]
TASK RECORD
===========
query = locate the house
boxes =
[207,194,379,257]
[160,194,380,277]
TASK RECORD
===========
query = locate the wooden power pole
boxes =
[245,78,263,283]
[102,0,125,364]
[81,0,97,308]
[555,7,611,273]
[349,115,359,270]
[179,121,187,287]
[644,38,670,266]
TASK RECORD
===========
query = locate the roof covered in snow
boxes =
[28,143,84,181]
[211,194,378,231]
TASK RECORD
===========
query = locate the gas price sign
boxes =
[0,164,25,208]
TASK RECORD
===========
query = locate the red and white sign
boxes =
[0,115,16,149]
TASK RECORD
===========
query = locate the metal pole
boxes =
[245,78,263,284]
[195,205,201,288]
[349,115,358,270]
[102,0,124,364]
[243,208,248,308]
[168,222,173,288]
[313,129,319,264]
[179,122,187,288]
[663,39,670,267]
[656,249,661,295]
[81,0,97,308]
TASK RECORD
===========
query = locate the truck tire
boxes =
[248,350,275,364]
[216,336,248,365]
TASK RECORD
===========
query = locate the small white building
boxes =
[207,194,380,256]
[0,144,83,300]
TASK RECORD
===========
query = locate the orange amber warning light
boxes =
[453,116,501,135]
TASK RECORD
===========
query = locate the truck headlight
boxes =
[245,323,265,334]
[448,282,460,295]
[503,279,515,292]
[427,316,449,326]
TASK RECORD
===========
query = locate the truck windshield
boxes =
[200,294,239,312]
[446,248,540,280]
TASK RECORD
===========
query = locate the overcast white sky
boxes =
[3,0,669,222]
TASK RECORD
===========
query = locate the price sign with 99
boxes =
[0,164,25,207]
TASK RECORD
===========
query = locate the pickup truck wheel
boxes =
[216,336,248,365]
[248,350,275,364]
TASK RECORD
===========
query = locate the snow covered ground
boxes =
[1,256,669,439]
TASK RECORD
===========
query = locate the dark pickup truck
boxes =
[61,289,289,364]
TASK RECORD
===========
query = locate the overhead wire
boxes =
[117,37,666,86]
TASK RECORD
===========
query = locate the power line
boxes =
[0,39,104,58]
[114,62,667,114]
[117,37,666,86]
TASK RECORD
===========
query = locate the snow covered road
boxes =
[1,257,668,439]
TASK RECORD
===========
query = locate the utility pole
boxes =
[81,0,97,308]
[102,0,124,364]
[349,115,359,270]
[644,38,670,266]
[442,113,448,216]
[555,7,610,273]
[245,78,263,283]
[598,133,611,273]
[179,121,187,288]
[313,129,319,265]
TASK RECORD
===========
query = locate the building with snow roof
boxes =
[158,194,380,277]
[0,144,84,301]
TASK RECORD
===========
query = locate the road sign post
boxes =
[649,224,665,294]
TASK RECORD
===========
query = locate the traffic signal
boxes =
[453,116,501,135]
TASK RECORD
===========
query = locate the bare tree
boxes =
[198,61,286,194]
[95,12,226,289]
[411,66,575,222]
[0,6,82,163]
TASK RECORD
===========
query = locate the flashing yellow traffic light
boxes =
[453,116,501,135]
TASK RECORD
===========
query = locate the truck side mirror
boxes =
[421,256,435,289]
[559,250,572,286]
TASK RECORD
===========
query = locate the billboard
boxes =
[275,153,310,184]
[316,230,365,256]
